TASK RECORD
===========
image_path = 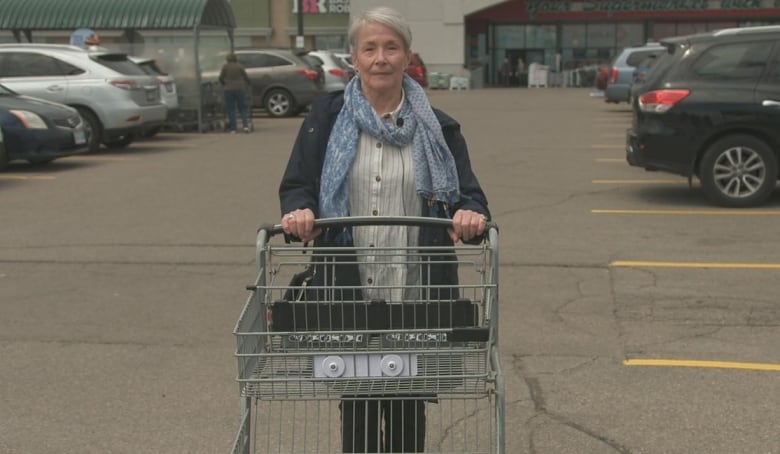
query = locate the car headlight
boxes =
[9,110,48,129]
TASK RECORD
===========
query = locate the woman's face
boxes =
[352,21,411,98]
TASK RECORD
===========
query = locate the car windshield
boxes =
[92,54,147,75]
[0,84,14,96]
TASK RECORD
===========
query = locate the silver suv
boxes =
[0,44,167,152]
[204,49,326,118]
[604,43,665,104]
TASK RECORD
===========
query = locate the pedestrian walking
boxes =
[219,53,251,133]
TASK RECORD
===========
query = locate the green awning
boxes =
[0,0,236,30]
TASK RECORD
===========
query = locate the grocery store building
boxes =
[3,0,780,87]
[228,0,780,86]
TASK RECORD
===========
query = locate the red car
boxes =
[405,52,428,87]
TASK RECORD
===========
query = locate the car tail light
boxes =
[638,89,691,113]
[328,68,346,78]
[609,68,618,84]
[109,79,140,90]
[297,68,318,81]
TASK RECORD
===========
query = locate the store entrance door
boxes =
[505,49,525,86]
[525,49,545,65]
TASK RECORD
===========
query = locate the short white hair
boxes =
[348,6,412,52]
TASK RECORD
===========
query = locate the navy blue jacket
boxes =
[279,91,490,225]
[278,91,490,302]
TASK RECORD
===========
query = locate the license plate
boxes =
[146,89,157,102]
[73,129,86,145]
[165,82,174,93]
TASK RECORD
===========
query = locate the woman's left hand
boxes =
[448,209,488,243]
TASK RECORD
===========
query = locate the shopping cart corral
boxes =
[232,216,504,453]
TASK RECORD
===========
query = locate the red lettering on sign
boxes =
[302,0,320,13]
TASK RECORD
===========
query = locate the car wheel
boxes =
[75,107,102,153]
[699,135,778,207]
[264,88,296,118]
[103,133,135,149]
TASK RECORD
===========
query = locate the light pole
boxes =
[296,0,304,49]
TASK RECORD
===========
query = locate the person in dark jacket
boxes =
[219,53,251,133]
[278,6,490,453]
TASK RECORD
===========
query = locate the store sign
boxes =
[292,0,350,14]
[528,0,777,16]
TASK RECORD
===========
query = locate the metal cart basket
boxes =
[232,216,504,454]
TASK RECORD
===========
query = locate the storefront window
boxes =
[676,22,707,36]
[616,23,645,47]
[314,35,346,50]
[587,23,614,48]
[652,22,677,40]
[707,21,738,31]
[562,24,586,48]
[525,25,556,48]
[495,25,524,48]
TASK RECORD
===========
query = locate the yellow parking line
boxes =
[592,209,780,216]
[611,260,780,269]
[595,158,624,163]
[0,175,56,180]
[592,179,681,184]
[624,358,780,372]
[591,144,625,149]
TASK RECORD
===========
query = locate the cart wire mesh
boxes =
[232,216,504,454]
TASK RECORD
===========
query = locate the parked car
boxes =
[304,50,352,92]
[0,83,87,170]
[0,123,5,168]
[626,25,780,207]
[405,52,428,87]
[631,54,658,84]
[604,43,665,103]
[334,52,354,72]
[129,56,179,136]
[216,49,326,118]
[0,43,166,152]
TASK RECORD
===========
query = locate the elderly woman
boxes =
[279,6,490,453]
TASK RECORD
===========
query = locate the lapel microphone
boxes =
[396,117,404,127]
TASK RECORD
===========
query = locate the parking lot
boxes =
[1,87,778,454]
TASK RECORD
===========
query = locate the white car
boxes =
[0,43,167,151]
[130,56,179,136]
[305,50,352,92]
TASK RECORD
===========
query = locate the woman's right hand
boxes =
[280,208,321,242]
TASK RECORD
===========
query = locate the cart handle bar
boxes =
[259,215,498,238]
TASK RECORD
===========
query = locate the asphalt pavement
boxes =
[1,87,778,454]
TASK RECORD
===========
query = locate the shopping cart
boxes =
[231,216,504,454]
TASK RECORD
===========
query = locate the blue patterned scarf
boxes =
[319,73,460,218]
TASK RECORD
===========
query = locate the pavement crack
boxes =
[515,354,632,454]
